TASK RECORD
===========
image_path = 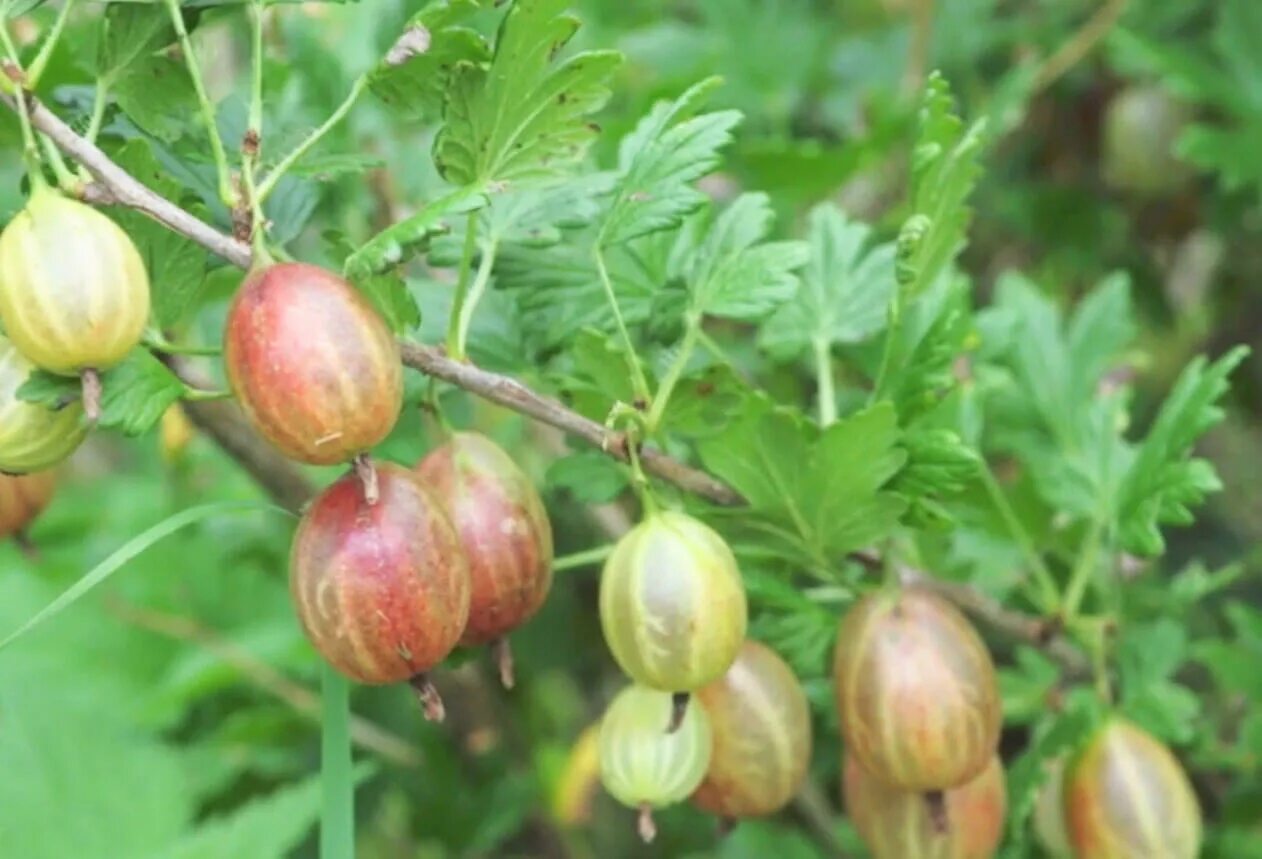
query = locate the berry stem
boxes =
[666,691,689,734]
[255,74,369,204]
[636,804,657,843]
[161,0,237,207]
[445,210,482,361]
[353,454,379,506]
[14,529,38,563]
[645,310,702,434]
[924,790,949,834]
[81,368,102,424]
[490,637,515,689]
[409,673,445,722]
[593,245,652,404]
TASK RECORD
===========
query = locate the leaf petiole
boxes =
[645,311,702,433]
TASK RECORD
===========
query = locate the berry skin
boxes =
[289,462,470,719]
[0,187,150,374]
[833,587,1001,791]
[844,752,1007,859]
[0,334,86,474]
[224,262,403,466]
[1064,717,1202,859]
[598,684,713,842]
[0,470,55,540]
[415,432,553,649]
[692,639,812,819]
[1102,84,1193,197]
[599,511,747,695]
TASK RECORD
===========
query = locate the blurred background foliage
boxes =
[1,0,1261,856]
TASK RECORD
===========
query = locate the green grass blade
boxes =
[0,500,290,650]
[320,663,355,859]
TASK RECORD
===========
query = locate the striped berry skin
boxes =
[289,462,470,685]
[224,262,402,465]
[1065,718,1202,859]
[0,470,55,539]
[415,432,553,645]
[598,684,713,811]
[0,334,86,474]
[599,511,747,693]
[844,753,1007,859]
[692,639,812,818]
[833,587,1000,791]
[0,188,149,374]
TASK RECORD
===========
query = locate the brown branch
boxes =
[106,597,423,767]
[7,89,1083,673]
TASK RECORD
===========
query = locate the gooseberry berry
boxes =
[0,470,55,541]
[1064,717,1201,859]
[599,510,747,731]
[598,684,713,842]
[0,187,150,420]
[0,333,86,474]
[289,461,470,720]
[223,262,403,479]
[415,431,553,688]
[844,752,1007,859]
[691,639,812,820]
[833,586,1001,791]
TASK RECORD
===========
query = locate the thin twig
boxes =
[107,597,423,768]
[1032,0,1129,95]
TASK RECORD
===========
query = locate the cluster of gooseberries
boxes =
[0,178,1206,859]
[0,182,150,541]
[224,260,554,714]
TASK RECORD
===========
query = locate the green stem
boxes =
[553,544,614,572]
[868,297,902,405]
[979,464,1060,612]
[1070,615,1114,704]
[162,0,236,206]
[25,0,77,86]
[696,327,735,366]
[247,0,264,146]
[146,334,221,357]
[813,335,836,425]
[645,312,702,432]
[38,132,77,190]
[453,235,498,362]
[77,78,111,182]
[319,664,355,859]
[625,427,658,516]
[0,25,40,178]
[593,246,652,403]
[181,386,233,402]
[1062,516,1105,621]
[255,75,368,203]
[445,211,481,360]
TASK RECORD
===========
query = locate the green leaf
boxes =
[113,54,197,142]
[356,272,421,335]
[153,766,374,859]
[1116,620,1200,744]
[891,426,979,526]
[1117,346,1248,555]
[108,140,211,328]
[367,0,491,124]
[0,501,286,651]
[344,185,487,280]
[97,350,188,437]
[598,77,743,246]
[96,2,177,81]
[433,0,621,186]
[892,71,986,306]
[0,692,193,859]
[698,399,907,563]
[546,451,628,504]
[759,203,895,360]
[686,193,809,320]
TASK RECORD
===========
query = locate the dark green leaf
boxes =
[545,452,628,504]
[344,185,487,280]
[433,0,621,186]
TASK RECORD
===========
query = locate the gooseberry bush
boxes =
[0,1,1260,857]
